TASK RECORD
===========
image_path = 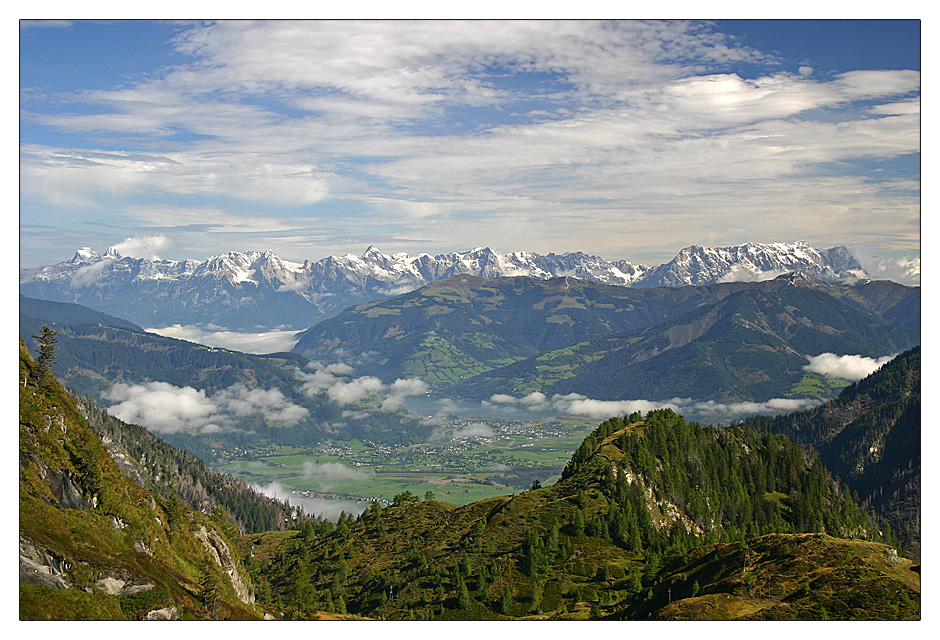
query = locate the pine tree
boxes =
[30,325,57,387]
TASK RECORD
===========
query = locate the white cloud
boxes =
[69,258,114,288]
[327,376,385,405]
[717,265,787,283]
[103,380,308,433]
[454,422,495,439]
[146,324,301,354]
[850,249,921,286]
[19,21,920,267]
[479,390,826,423]
[687,397,822,419]
[109,234,172,260]
[803,353,896,381]
[553,394,677,419]
[297,364,427,409]
[104,381,223,434]
[381,377,430,410]
[301,461,373,490]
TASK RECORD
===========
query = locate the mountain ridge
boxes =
[20,241,881,331]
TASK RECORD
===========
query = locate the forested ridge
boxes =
[242,409,912,620]
[742,347,920,558]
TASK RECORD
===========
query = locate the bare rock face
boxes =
[194,525,254,604]
[29,454,98,511]
[144,606,179,620]
[19,537,71,589]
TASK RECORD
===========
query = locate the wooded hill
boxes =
[242,408,918,620]
[69,391,305,535]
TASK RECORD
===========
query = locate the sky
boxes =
[18,18,921,269]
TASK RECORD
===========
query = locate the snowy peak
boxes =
[637,241,865,288]
[20,241,883,332]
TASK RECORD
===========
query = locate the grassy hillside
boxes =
[19,340,265,620]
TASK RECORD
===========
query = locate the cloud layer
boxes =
[104,380,308,434]
[19,20,920,267]
[147,324,302,354]
[252,480,365,522]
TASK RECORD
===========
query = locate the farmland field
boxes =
[216,415,598,508]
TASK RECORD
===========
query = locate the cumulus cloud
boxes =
[426,421,496,443]
[382,377,431,410]
[687,397,821,419]
[484,391,552,413]
[103,381,223,434]
[852,250,921,286]
[253,480,365,522]
[147,324,301,354]
[213,383,309,424]
[553,394,677,419]
[454,422,496,439]
[103,380,307,434]
[327,376,385,405]
[804,353,896,381]
[297,363,428,409]
[109,234,171,260]
[717,265,787,283]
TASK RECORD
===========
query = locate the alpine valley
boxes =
[19,240,921,620]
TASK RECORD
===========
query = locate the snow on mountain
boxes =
[20,241,877,332]
[636,241,866,288]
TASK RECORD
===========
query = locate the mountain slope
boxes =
[742,347,921,559]
[294,272,918,405]
[547,274,918,402]
[243,409,916,620]
[20,241,875,331]
[292,274,748,385]
[70,391,305,535]
[19,340,264,620]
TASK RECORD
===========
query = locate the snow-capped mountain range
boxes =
[20,241,880,332]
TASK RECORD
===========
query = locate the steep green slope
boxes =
[742,347,920,559]
[19,340,265,620]
[244,409,915,620]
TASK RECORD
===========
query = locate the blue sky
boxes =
[19,19,921,271]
